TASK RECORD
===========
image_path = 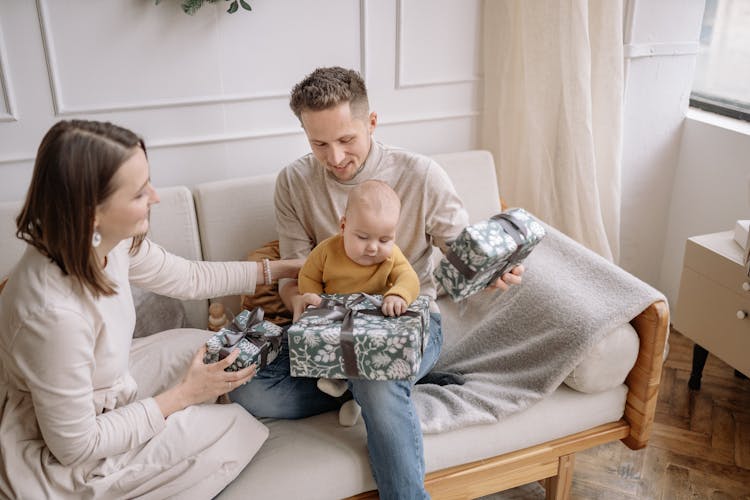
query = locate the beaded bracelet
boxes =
[262,258,272,285]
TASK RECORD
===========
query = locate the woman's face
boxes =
[95,148,159,247]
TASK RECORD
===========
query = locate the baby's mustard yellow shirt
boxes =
[298,234,420,304]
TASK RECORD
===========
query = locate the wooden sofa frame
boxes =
[349,300,669,500]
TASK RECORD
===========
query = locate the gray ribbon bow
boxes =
[219,307,280,369]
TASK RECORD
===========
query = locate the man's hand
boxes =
[382,295,408,317]
[486,264,524,292]
[292,292,322,322]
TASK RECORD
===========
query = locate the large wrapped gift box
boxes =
[434,208,546,302]
[288,293,430,381]
[204,307,284,371]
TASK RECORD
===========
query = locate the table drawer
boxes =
[675,267,750,376]
[684,237,749,294]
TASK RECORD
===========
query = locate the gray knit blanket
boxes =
[413,224,665,434]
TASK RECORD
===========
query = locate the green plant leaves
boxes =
[180,0,204,15]
[164,0,252,15]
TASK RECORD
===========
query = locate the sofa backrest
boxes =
[148,185,207,328]
[0,150,501,328]
[430,150,501,223]
[190,150,502,316]
[0,201,23,280]
[192,173,279,266]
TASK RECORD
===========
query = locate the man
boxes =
[230,67,523,499]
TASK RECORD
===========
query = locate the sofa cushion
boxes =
[193,174,279,316]
[430,150,502,224]
[131,286,188,338]
[148,185,207,328]
[217,384,627,500]
[563,322,640,393]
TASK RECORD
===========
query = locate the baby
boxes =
[297,179,420,426]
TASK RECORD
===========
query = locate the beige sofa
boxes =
[0,150,668,499]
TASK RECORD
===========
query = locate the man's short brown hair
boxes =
[289,67,369,120]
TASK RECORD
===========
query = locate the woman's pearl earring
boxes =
[92,230,102,248]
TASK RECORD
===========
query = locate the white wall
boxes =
[659,110,750,306]
[619,0,705,287]
[3,0,747,305]
[0,0,482,202]
[620,0,750,307]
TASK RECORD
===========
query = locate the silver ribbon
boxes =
[219,307,280,368]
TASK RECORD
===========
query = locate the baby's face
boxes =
[341,205,398,266]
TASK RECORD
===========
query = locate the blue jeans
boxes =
[230,313,443,500]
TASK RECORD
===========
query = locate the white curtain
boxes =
[481,0,623,262]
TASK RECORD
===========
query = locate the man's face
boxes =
[300,102,377,182]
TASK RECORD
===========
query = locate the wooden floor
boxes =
[487,329,750,500]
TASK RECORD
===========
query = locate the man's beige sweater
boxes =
[274,140,469,303]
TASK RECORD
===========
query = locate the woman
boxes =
[0,120,302,499]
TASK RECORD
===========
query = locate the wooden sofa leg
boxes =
[544,453,575,500]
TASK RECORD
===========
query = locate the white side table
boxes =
[673,231,750,389]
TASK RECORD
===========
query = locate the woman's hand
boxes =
[382,295,407,317]
[154,346,256,418]
[486,264,524,292]
[183,346,256,402]
[292,292,322,322]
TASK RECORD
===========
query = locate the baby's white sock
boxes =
[338,399,361,427]
[317,378,348,397]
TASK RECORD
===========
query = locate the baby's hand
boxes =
[293,292,323,322]
[302,292,323,308]
[382,295,407,317]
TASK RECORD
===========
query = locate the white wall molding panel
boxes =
[0,0,482,202]
[0,25,16,122]
[394,0,481,89]
[36,0,362,115]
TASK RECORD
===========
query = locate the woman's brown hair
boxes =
[16,120,147,297]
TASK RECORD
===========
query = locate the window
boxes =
[690,0,750,122]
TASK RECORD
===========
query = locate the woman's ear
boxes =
[339,216,346,234]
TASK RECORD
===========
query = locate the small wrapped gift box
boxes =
[204,307,284,371]
[434,208,546,302]
[288,293,430,381]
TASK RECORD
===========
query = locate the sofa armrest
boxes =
[622,300,670,450]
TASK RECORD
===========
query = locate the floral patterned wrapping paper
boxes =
[288,293,431,381]
[434,208,546,302]
[204,307,284,372]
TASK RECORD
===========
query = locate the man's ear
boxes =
[339,216,346,234]
[367,111,378,134]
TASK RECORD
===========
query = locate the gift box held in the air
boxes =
[434,208,546,302]
[288,293,430,381]
[204,307,283,371]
